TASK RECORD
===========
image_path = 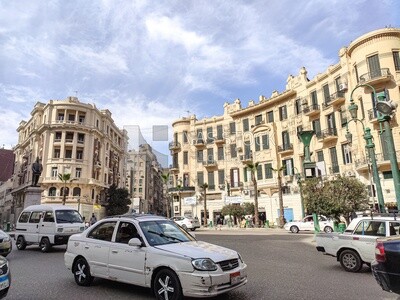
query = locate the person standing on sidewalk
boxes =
[217,216,223,230]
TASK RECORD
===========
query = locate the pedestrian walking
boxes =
[217,216,223,230]
[90,213,97,226]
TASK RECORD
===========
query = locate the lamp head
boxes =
[345,130,353,144]
[376,100,397,115]
[348,99,358,120]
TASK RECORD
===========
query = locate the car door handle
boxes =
[111,250,118,254]
[84,246,89,249]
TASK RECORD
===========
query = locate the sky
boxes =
[1,0,399,162]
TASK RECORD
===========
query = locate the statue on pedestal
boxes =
[31,157,43,187]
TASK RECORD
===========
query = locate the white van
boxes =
[15,205,85,252]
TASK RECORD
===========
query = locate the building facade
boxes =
[10,96,128,223]
[126,144,165,215]
[169,28,400,225]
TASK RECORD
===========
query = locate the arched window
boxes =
[73,187,81,196]
[61,187,69,196]
[49,187,56,196]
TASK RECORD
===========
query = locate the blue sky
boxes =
[1,0,399,159]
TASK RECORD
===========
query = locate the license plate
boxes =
[230,271,240,285]
[0,277,9,290]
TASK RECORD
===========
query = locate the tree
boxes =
[242,202,255,216]
[200,183,208,226]
[246,162,260,227]
[302,176,369,224]
[221,204,244,225]
[105,184,131,216]
[161,173,170,218]
[58,173,73,205]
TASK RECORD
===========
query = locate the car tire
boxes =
[73,258,93,286]
[40,237,52,253]
[324,226,333,233]
[339,249,363,272]
[16,236,27,250]
[190,228,195,231]
[290,226,299,233]
[153,268,182,300]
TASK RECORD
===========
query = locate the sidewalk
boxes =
[194,225,288,235]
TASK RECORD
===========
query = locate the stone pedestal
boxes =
[24,187,42,208]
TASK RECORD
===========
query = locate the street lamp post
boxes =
[376,93,400,209]
[293,167,305,219]
[346,84,385,212]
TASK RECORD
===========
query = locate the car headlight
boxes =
[192,258,217,271]
[238,253,244,263]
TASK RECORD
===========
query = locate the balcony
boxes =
[303,104,320,117]
[316,128,338,142]
[367,109,379,124]
[168,186,195,193]
[329,91,346,107]
[355,157,369,172]
[376,151,400,169]
[169,141,181,151]
[240,154,253,164]
[278,143,293,155]
[193,139,205,148]
[359,68,392,86]
[203,160,218,168]
[169,164,179,173]
[215,136,225,144]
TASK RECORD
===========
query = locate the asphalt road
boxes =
[4,231,398,300]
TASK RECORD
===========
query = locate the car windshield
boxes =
[139,220,196,246]
[55,210,83,223]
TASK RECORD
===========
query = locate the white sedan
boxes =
[65,214,247,299]
[284,215,334,233]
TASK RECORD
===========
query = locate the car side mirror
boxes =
[128,238,143,247]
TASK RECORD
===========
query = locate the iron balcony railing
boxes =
[359,68,391,82]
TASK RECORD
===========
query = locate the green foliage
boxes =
[302,176,369,222]
[221,204,244,218]
[58,173,71,182]
[105,184,131,216]
[242,202,255,215]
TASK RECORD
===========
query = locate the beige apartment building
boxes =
[169,28,400,225]
[10,96,128,223]
[126,144,165,215]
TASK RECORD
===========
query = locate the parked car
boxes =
[0,256,10,299]
[284,215,334,233]
[372,235,400,294]
[316,215,400,272]
[15,205,85,252]
[0,230,12,257]
[65,214,247,299]
[171,216,201,231]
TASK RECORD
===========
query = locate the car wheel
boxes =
[339,249,362,272]
[153,268,182,300]
[290,226,299,233]
[73,258,93,286]
[40,237,52,253]
[182,225,188,231]
[16,236,26,250]
[190,228,195,231]
[324,226,333,233]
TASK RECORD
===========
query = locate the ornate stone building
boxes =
[10,96,128,222]
[169,28,400,225]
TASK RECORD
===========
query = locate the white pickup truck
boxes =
[315,216,400,272]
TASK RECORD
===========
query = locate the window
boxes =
[317,151,324,162]
[330,147,339,173]
[54,148,61,158]
[197,150,203,163]
[229,122,236,134]
[57,112,64,121]
[73,187,81,196]
[340,109,348,128]
[243,167,248,182]
[282,159,293,176]
[282,131,290,148]
[310,90,318,105]
[265,163,273,179]
[354,220,385,237]
[257,164,263,180]
[65,132,74,142]
[255,136,260,151]
[196,129,203,142]
[65,149,72,159]
[389,222,400,236]
[207,148,214,162]
[49,187,56,196]
[367,54,382,78]
[77,133,85,143]
[116,222,139,244]
[76,149,83,160]
[242,118,249,132]
[262,135,269,150]
[68,114,75,121]
[183,173,189,187]
[230,144,237,158]
[294,99,302,115]
[183,131,188,143]
[393,51,400,71]
[327,113,336,129]
[79,114,85,123]
[206,127,213,143]
[312,119,321,137]
[354,64,359,83]
[18,212,30,223]
[197,172,204,186]
[55,132,62,141]
[342,144,352,164]
[218,170,225,185]
[29,212,41,224]
[51,167,58,177]
[43,211,54,222]
[279,106,287,121]
[183,151,188,165]
[61,187,69,197]
[267,110,274,123]
[230,168,240,188]
[255,114,263,125]
[335,76,341,92]
[323,84,330,104]
[88,221,117,241]
[208,171,215,189]
[216,125,223,139]
[217,147,224,160]
[75,168,82,178]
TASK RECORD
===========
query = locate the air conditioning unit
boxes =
[338,83,348,92]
